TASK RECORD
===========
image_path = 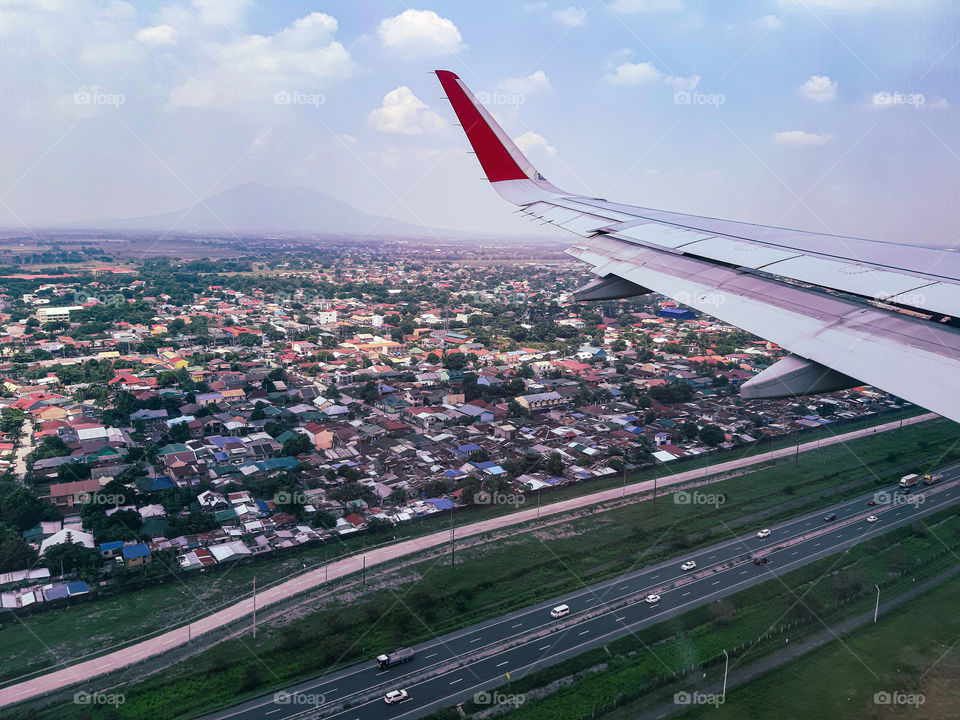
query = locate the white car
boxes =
[756,528,771,538]
[681,560,697,572]
[866,515,879,523]
[384,689,409,705]
[550,604,570,619]
[645,594,661,604]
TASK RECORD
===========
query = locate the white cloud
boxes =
[775,130,834,146]
[135,24,178,46]
[368,86,445,135]
[604,61,663,85]
[498,70,553,94]
[192,0,251,26]
[552,6,587,26]
[779,0,907,9]
[514,131,556,156]
[168,12,353,108]
[608,0,685,13]
[755,14,783,31]
[665,74,700,91]
[799,75,837,102]
[377,9,464,57]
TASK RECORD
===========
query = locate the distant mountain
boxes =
[69,182,439,237]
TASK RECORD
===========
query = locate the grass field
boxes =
[676,569,960,720]
[7,417,960,719]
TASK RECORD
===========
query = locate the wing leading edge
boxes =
[435,70,960,423]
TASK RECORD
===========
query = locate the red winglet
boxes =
[436,70,531,183]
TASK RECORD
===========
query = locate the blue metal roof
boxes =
[424,498,455,510]
[66,581,89,595]
[45,584,69,600]
[150,477,175,491]
[122,543,151,559]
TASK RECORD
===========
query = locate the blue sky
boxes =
[1,0,958,243]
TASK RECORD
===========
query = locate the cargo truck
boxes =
[898,473,920,491]
[377,647,415,670]
[924,473,943,486]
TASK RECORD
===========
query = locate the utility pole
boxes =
[537,488,541,519]
[653,475,658,508]
[450,507,455,566]
[722,649,729,702]
[874,584,880,623]
[622,464,627,497]
[252,575,257,639]
[362,554,366,588]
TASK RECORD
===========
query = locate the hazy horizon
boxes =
[2,1,959,246]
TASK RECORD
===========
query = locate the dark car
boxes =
[866,500,877,506]
[823,513,837,522]
[753,557,770,565]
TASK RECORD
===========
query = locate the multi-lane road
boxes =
[204,471,960,720]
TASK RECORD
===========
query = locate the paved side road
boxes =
[13,418,33,480]
[0,411,936,708]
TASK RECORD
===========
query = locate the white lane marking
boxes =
[619,585,630,591]
[511,623,523,628]
[651,574,660,580]
[712,581,720,585]
[496,661,509,667]
[449,678,463,685]
[539,645,551,650]
[578,630,590,635]
[469,637,482,643]
[266,710,281,716]
[682,592,691,597]
[791,551,799,556]
[425,653,437,659]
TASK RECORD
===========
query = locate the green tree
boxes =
[546,452,564,476]
[0,407,24,434]
[442,352,468,370]
[699,424,726,446]
[0,523,38,571]
[43,533,100,574]
[282,434,312,457]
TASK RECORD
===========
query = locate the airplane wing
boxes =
[435,70,960,423]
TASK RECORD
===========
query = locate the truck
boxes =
[924,473,944,486]
[898,473,920,491]
[377,647,415,670]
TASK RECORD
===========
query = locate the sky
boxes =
[1,0,959,244]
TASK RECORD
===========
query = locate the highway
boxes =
[0,412,934,708]
[202,471,960,720]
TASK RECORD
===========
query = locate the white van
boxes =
[550,604,570,619]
